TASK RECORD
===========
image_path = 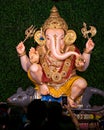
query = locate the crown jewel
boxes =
[42,6,68,33]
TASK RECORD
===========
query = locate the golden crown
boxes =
[42,6,68,33]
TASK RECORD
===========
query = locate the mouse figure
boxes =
[7,86,41,107]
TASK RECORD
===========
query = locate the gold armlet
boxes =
[84,48,92,54]
[18,51,26,57]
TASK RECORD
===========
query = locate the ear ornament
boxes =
[34,28,46,46]
[64,30,77,45]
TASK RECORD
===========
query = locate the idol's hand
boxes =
[75,55,86,68]
[29,47,39,64]
[85,38,95,53]
[16,41,25,55]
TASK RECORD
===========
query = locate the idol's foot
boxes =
[67,96,78,108]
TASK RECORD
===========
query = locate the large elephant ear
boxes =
[64,30,77,45]
[34,30,46,46]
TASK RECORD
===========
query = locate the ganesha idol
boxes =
[16,6,96,108]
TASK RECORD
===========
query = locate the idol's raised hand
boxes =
[29,47,39,64]
[16,41,25,55]
[85,38,95,54]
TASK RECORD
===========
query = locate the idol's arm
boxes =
[75,38,95,71]
[16,41,31,72]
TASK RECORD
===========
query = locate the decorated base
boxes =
[7,86,104,129]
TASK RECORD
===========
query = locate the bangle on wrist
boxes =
[29,58,39,64]
[18,51,26,57]
[84,48,92,54]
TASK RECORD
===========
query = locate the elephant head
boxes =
[45,28,79,60]
[34,6,79,60]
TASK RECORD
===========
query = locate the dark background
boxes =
[0,0,104,104]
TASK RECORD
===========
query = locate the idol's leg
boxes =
[67,77,87,108]
[29,63,43,84]
[29,63,49,95]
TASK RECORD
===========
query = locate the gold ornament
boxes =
[23,25,37,43]
[81,22,97,39]
[64,30,77,45]
[42,6,68,33]
[34,29,46,46]
[52,72,62,82]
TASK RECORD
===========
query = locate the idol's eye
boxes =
[61,37,64,40]
[46,37,50,40]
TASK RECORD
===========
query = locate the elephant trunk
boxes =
[49,34,79,60]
